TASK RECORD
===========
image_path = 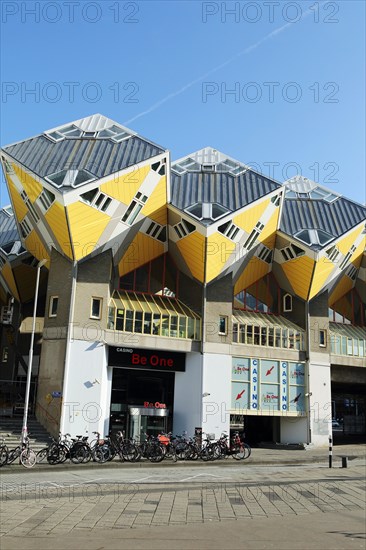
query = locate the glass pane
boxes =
[239,324,245,344]
[143,312,152,334]
[152,313,161,335]
[116,309,124,331]
[268,328,274,347]
[282,329,288,348]
[108,307,115,329]
[170,316,178,337]
[135,311,143,333]
[275,328,281,347]
[261,327,267,346]
[179,317,187,338]
[125,310,134,332]
[247,325,253,344]
[161,314,169,336]
[188,318,195,339]
[347,338,353,355]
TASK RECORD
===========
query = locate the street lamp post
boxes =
[21,259,47,444]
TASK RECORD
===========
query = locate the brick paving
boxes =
[1,473,365,537]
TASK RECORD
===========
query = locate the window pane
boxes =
[179,317,187,338]
[92,298,101,318]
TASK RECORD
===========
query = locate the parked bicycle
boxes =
[6,435,36,468]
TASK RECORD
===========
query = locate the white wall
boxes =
[173,352,202,436]
[60,340,110,438]
[201,353,231,439]
[308,361,332,447]
[280,417,308,444]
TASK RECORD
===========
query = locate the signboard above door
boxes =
[108,347,186,372]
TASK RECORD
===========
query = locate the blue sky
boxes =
[1,0,365,206]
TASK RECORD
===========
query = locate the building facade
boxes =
[1,114,365,447]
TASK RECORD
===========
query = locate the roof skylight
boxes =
[45,168,95,188]
[185,202,229,221]
[44,123,132,143]
[295,228,334,247]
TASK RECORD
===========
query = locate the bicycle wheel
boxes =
[122,443,140,463]
[7,447,21,465]
[174,442,188,460]
[47,445,67,465]
[200,445,215,461]
[36,448,48,463]
[243,443,251,459]
[93,445,111,463]
[0,446,8,467]
[70,444,87,464]
[20,449,37,468]
[147,445,164,463]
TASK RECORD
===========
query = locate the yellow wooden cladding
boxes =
[12,163,43,202]
[0,263,19,300]
[45,202,73,259]
[329,275,354,305]
[24,231,50,267]
[141,176,167,225]
[6,175,28,221]
[118,232,165,276]
[259,206,280,242]
[308,256,336,300]
[100,165,150,206]
[66,202,110,261]
[281,255,315,300]
[176,231,205,283]
[337,226,363,256]
[234,198,270,233]
[206,232,233,282]
[234,257,270,295]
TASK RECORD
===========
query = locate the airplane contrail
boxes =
[123,6,315,125]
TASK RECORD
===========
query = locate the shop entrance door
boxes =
[129,407,169,442]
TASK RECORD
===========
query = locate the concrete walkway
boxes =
[1,444,365,550]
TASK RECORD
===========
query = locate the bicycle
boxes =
[7,435,36,468]
[0,437,9,467]
[213,431,251,460]
[138,433,164,462]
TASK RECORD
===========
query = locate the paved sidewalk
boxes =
[1,442,365,474]
[1,444,365,549]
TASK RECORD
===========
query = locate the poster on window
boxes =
[261,384,280,410]
[232,357,250,381]
[289,386,306,412]
[260,360,279,384]
[289,362,305,384]
[231,381,250,409]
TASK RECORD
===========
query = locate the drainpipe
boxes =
[200,237,208,428]
[305,300,312,445]
[60,261,78,434]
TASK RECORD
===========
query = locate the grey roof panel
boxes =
[0,210,19,247]
[170,170,280,217]
[280,198,366,246]
[3,135,165,186]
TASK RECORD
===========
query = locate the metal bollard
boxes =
[341,456,348,468]
[328,435,332,468]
